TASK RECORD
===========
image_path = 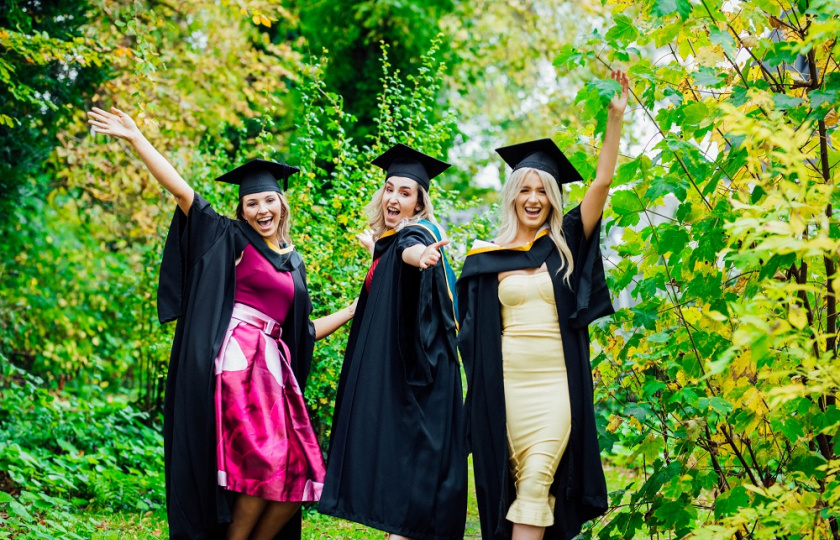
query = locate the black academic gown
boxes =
[157,193,316,540]
[319,224,468,540]
[456,206,614,540]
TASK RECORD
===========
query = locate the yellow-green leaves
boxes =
[585,0,840,536]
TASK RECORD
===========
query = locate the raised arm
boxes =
[87,107,195,215]
[580,69,629,239]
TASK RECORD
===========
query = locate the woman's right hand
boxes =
[87,107,141,142]
[87,105,194,214]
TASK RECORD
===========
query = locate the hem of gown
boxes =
[317,505,466,540]
[225,479,323,503]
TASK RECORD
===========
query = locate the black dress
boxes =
[158,193,315,540]
[456,206,614,540]
[319,222,468,540]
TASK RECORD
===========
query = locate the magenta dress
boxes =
[213,243,326,502]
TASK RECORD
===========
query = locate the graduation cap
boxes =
[371,143,450,191]
[216,159,300,198]
[495,138,582,186]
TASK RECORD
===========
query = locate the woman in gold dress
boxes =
[457,69,628,540]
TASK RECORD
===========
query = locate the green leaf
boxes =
[8,500,33,522]
[763,41,798,67]
[715,486,750,518]
[657,226,690,258]
[553,44,583,69]
[589,78,623,103]
[789,454,827,480]
[682,101,709,126]
[639,460,682,498]
[626,403,654,422]
[693,66,727,87]
[777,416,806,442]
[708,26,735,56]
[57,438,79,455]
[809,88,839,109]
[652,0,693,20]
[610,190,645,215]
[708,397,734,415]
[651,19,684,47]
[605,14,639,45]
[614,157,641,187]
[647,173,689,204]
[0,491,13,503]
[729,85,749,107]
[758,253,795,281]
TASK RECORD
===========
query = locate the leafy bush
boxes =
[0,361,164,536]
[554,0,840,536]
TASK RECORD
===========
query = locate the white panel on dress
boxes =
[263,333,285,388]
[220,337,248,372]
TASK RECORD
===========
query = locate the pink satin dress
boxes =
[214,243,325,502]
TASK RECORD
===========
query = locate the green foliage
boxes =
[563,0,840,536]
[297,0,456,143]
[0,362,164,537]
[0,183,170,408]
[0,0,112,212]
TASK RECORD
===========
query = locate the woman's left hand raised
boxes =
[419,239,449,269]
[607,69,629,115]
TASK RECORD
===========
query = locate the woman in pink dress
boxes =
[88,107,355,540]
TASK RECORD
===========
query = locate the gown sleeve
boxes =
[398,226,458,387]
[157,193,235,324]
[396,225,429,254]
[562,205,615,329]
[284,259,316,388]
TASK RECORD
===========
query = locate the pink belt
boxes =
[231,302,282,340]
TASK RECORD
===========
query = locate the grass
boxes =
[91,458,482,539]
[84,460,630,539]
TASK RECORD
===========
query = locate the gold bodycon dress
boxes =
[499,271,571,527]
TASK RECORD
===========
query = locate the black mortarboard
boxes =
[495,138,582,186]
[215,159,300,198]
[371,143,450,191]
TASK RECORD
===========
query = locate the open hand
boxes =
[607,69,629,115]
[356,229,374,256]
[419,239,449,270]
[87,107,141,142]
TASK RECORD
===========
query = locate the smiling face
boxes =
[381,176,421,229]
[240,190,284,242]
[514,170,551,233]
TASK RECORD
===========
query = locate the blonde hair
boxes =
[495,167,574,284]
[366,179,442,240]
[236,191,292,247]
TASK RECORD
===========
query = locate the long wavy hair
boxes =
[236,191,292,247]
[495,167,574,284]
[366,180,442,241]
